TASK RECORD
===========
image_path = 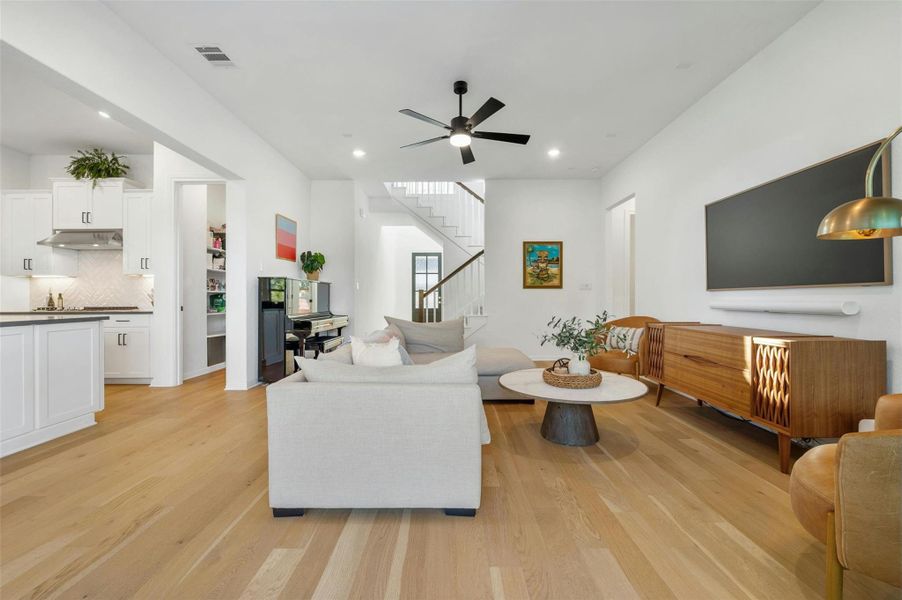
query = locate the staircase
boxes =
[386,181,486,336]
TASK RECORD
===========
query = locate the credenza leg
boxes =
[655,383,664,407]
[778,433,792,474]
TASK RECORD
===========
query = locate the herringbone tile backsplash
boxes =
[30,251,154,310]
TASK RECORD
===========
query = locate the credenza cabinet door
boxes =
[0,326,36,440]
[34,321,103,427]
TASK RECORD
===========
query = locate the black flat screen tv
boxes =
[705,142,892,290]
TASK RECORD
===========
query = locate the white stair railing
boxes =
[416,251,485,325]
[390,181,484,249]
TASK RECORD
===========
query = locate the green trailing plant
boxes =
[66,148,130,187]
[299,251,326,274]
[539,311,629,360]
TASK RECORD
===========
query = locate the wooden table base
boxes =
[540,401,599,446]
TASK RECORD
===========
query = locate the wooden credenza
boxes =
[645,324,886,473]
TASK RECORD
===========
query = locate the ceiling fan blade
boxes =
[400,136,449,149]
[471,131,531,145]
[460,145,475,165]
[399,109,451,130]
[467,97,505,128]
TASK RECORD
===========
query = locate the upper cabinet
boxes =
[1,191,78,277]
[51,178,139,230]
[122,190,153,275]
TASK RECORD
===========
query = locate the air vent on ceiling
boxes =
[194,46,234,66]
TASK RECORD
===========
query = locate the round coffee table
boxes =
[499,368,648,446]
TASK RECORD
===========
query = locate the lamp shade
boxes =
[816,196,902,239]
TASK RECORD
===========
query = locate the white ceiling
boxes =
[0,45,154,156]
[106,1,816,180]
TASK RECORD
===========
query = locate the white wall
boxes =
[469,180,603,359]
[28,154,154,188]
[310,181,355,332]
[2,3,311,389]
[1,145,30,188]
[354,188,443,334]
[596,1,902,391]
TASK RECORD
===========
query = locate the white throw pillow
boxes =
[299,345,477,384]
[606,326,644,353]
[350,336,403,367]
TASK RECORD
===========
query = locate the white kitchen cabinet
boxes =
[102,314,152,381]
[122,190,153,275]
[35,320,103,426]
[51,178,139,230]
[0,326,36,440]
[1,318,104,458]
[1,191,78,277]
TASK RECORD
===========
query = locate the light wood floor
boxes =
[1,372,898,600]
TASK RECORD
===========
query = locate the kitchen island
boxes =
[1,314,106,457]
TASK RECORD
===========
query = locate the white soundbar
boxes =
[709,300,860,316]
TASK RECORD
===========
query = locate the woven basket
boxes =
[543,367,602,389]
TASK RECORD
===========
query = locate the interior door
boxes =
[412,252,442,322]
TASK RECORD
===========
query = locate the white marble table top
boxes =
[499,368,648,405]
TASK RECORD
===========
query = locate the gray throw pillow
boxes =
[384,316,464,354]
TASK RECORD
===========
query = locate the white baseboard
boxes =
[183,363,225,381]
[1,414,96,458]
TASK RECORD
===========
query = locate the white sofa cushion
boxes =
[384,316,464,353]
[351,336,403,367]
[298,345,477,384]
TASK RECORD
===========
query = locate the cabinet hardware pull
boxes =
[81,212,85,224]
[28,259,32,270]
[23,258,27,271]
[122,333,127,346]
[145,257,149,270]
[683,354,719,367]
[87,212,92,224]
[117,333,123,346]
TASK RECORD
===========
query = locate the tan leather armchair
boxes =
[588,316,659,379]
[789,393,902,599]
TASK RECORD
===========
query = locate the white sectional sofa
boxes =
[266,360,488,517]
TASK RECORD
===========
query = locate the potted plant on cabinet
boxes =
[539,312,626,375]
[299,251,326,281]
[66,148,130,187]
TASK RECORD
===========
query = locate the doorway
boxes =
[177,182,227,381]
[412,252,442,321]
[607,196,636,317]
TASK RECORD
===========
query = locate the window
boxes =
[412,252,442,321]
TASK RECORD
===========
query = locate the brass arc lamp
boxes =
[817,125,902,239]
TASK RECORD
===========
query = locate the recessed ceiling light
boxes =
[547,148,561,158]
[352,149,366,158]
[98,110,111,119]
[92,243,100,247]
[59,244,66,247]
[605,133,617,138]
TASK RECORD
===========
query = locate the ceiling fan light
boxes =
[449,132,472,147]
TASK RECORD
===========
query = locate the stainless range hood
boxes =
[38,230,123,250]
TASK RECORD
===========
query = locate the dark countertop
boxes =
[1,310,153,315]
[0,314,110,327]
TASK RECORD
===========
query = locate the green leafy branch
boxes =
[66,148,130,187]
